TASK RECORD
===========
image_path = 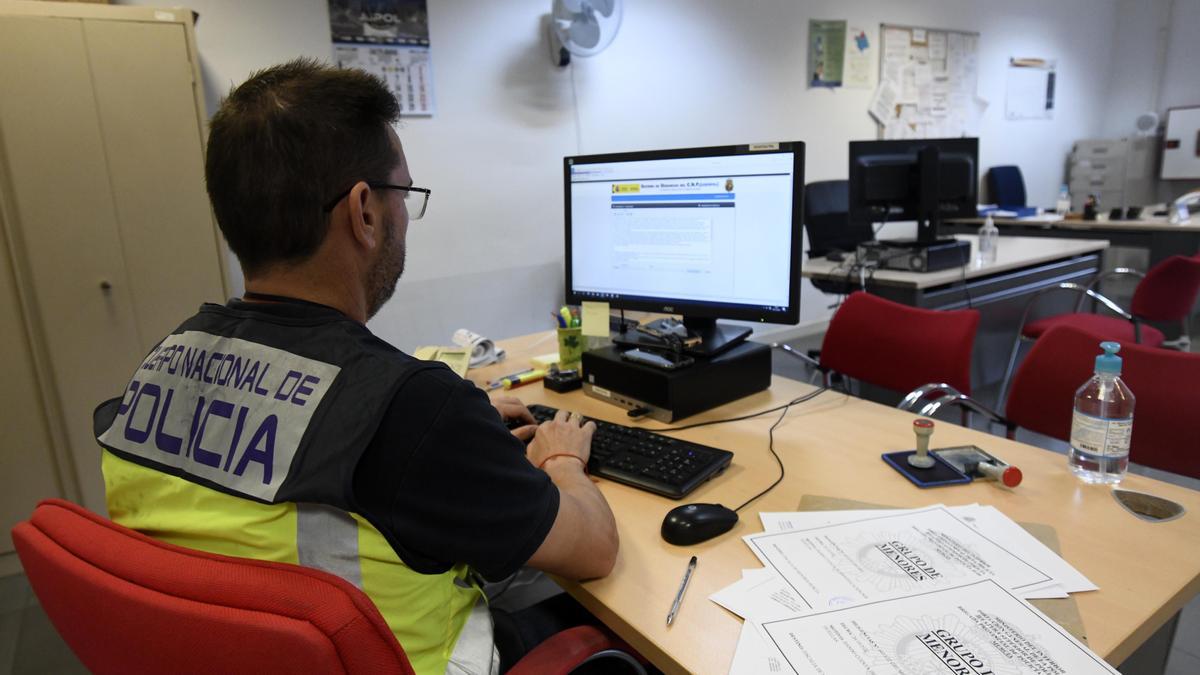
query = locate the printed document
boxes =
[743,506,1054,610]
[756,579,1118,674]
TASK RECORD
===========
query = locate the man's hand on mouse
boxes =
[527,409,595,472]
[489,393,537,442]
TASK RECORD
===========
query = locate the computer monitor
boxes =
[848,138,978,244]
[565,142,805,356]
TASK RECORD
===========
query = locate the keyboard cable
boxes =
[651,386,830,513]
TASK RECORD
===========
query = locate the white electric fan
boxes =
[548,0,623,66]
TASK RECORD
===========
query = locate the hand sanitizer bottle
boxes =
[976,214,999,265]
[1068,341,1135,484]
[1056,184,1071,214]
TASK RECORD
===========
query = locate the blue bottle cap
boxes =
[1095,341,1122,374]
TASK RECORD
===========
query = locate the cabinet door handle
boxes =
[99,280,112,292]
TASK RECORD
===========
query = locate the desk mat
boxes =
[796,494,1088,645]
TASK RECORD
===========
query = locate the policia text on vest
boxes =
[97,329,341,502]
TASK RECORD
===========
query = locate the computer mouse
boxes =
[661,503,739,546]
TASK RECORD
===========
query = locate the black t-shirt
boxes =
[231,297,559,582]
[353,366,560,581]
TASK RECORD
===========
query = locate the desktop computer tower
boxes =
[581,341,772,422]
[857,238,972,273]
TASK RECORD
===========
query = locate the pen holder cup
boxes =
[557,327,584,370]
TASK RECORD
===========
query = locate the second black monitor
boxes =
[848,138,978,243]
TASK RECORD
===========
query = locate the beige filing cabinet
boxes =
[0,1,230,572]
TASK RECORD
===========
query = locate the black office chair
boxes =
[803,180,873,258]
[986,166,1027,207]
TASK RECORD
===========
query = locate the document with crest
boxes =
[743,506,1054,610]
[757,579,1118,674]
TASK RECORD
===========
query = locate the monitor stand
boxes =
[638,316,751,358]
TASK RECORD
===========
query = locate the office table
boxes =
[803,235,1108,388]
[944,217,1200,266]
[470,331,1200,675]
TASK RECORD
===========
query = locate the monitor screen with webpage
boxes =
[564,142,804,354]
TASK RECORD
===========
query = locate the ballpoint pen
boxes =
[666,556,697,626]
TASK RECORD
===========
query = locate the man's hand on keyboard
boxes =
[528,409,596,472]
[490,393,537,442]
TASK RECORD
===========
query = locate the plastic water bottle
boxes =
[1056,184,1071,214]
[976,214,999,265]
[1068,342,1135,484]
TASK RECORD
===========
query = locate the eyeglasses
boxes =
[323,183,432,220]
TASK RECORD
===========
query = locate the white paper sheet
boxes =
[960,505,1097,594]
[729,620,787,675]
[928,32,947,60]
[756,579,1119,674]
[744,506,1055,610]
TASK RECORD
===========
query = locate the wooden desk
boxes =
[471,332,1200,674]
[945,217,1200,266]
[803,235,1108,388]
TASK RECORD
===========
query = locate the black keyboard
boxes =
[526,404,733,499]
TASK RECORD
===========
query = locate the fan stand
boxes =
[545,15,571,66]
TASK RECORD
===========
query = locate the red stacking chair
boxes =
[999,254,1200,405]
[903,325,1200,480]
[1116,335,1200,478]
[816,291,980,396]
[11,499,645,675]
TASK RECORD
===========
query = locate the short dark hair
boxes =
[205,58,401,275]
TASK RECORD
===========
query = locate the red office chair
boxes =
[904,325,1200,479]
[11,499,645,675]
[998,254,1200,405]
[808,291,980,396]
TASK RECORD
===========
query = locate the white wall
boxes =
[1102,0,1200,199]
[121,0,1121,348]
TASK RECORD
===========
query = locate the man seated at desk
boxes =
[91,59,618,674]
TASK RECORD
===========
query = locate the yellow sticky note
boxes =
[581,301,610,337]
[530,352,561,369]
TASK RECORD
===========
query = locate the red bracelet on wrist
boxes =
[538,453,588,474]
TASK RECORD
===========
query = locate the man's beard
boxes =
[365,215,405,320]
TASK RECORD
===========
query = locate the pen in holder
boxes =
[557,327,584,370]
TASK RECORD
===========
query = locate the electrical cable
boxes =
[568,61,583,155]
[653,386,828,433]
[651,386,832,513]
[729,403,792,513]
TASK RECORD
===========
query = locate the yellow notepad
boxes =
[413,346,470,378]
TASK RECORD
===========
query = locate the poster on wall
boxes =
[329,0,435,116]
[808,20,846,88]
[808,20,875,89]
[843,25,875,89]
[1005,58,1056,120]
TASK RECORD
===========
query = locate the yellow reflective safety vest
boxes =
[95,303,497,674]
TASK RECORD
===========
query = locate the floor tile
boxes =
[1175,595,1200,659]
[1166,647,1200,675]
[0,576,30,615]
[10,603,86,675]
[0,610,23,675]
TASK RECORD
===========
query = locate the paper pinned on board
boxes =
[868,79,900,125]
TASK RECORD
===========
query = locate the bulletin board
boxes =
[871,24,982,139]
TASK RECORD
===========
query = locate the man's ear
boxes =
[346,181,380,250]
